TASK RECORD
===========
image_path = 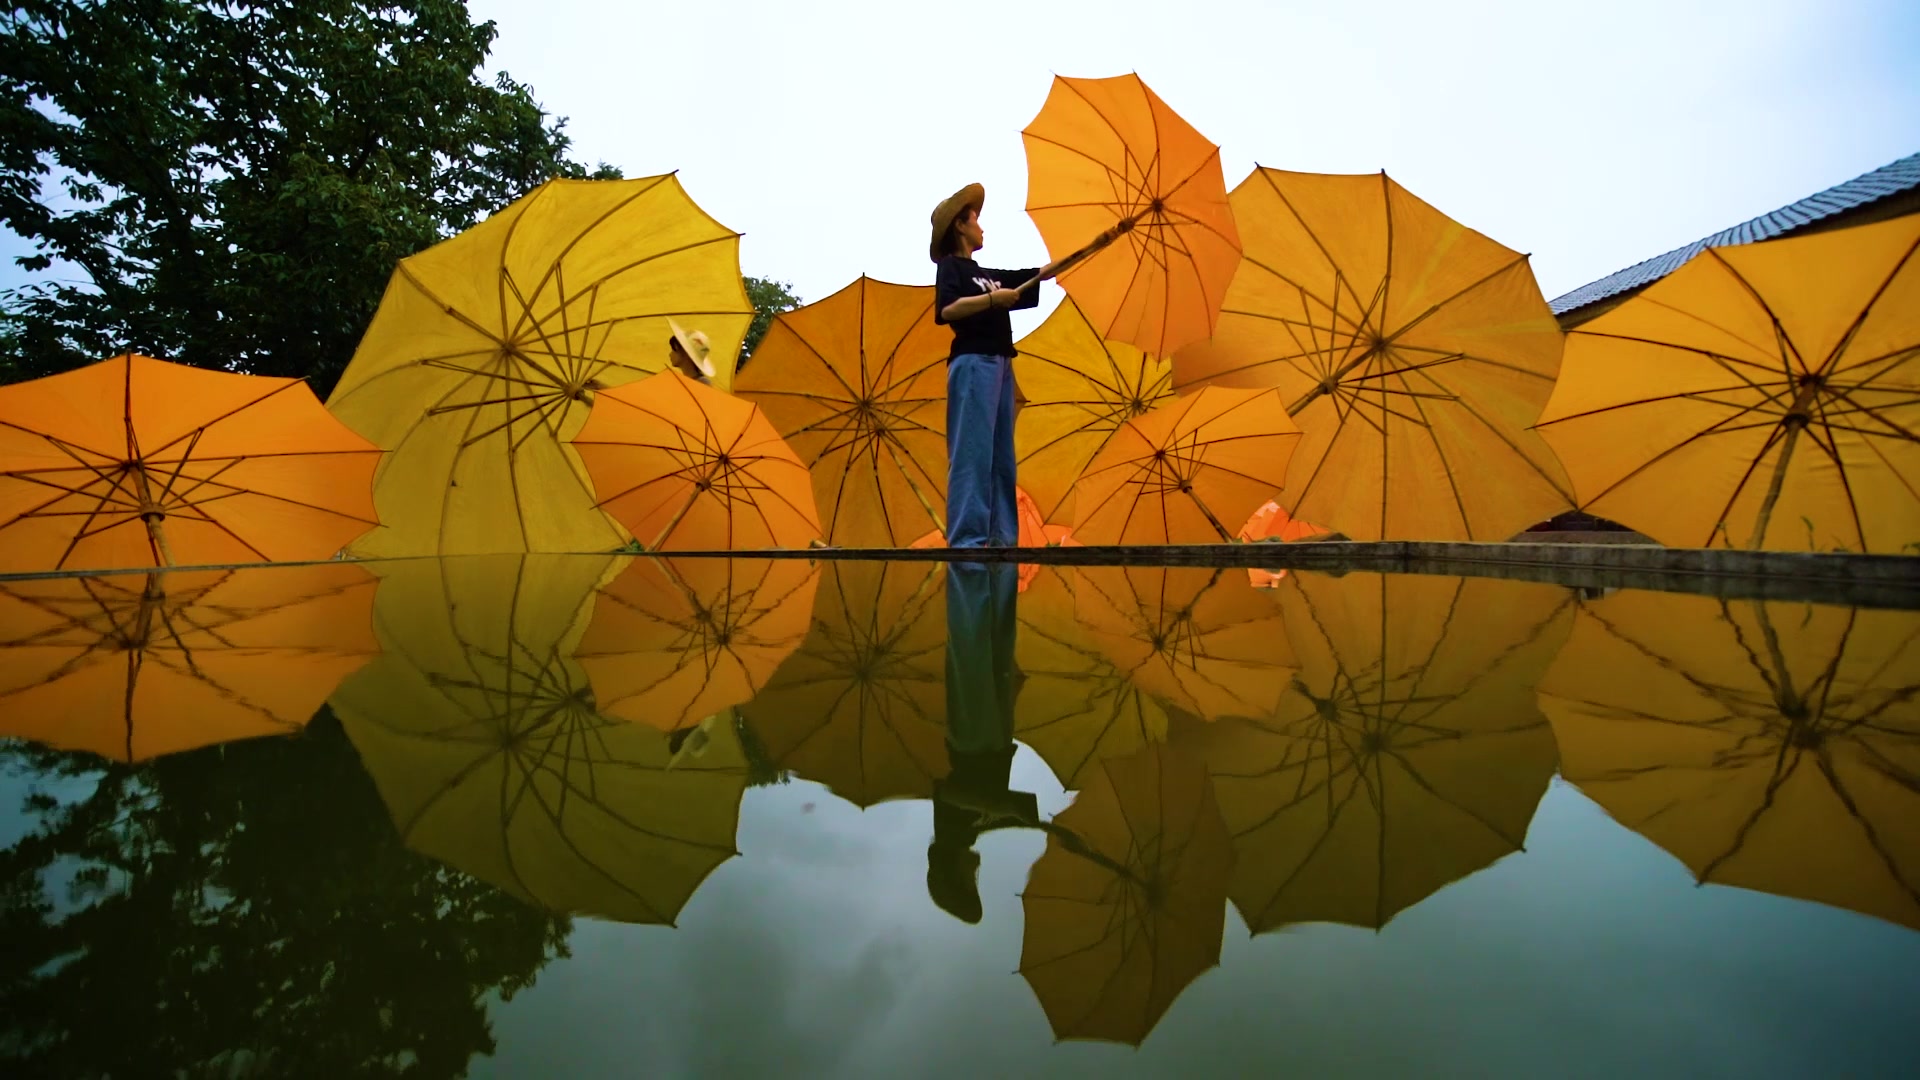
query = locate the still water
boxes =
[1,555,1915,1077]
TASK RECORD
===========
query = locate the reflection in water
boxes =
[332,555,745,926]
[0,564,376,762]
[1541,592,1920,931]
[1020,742,1234,1046]
[1176,573,1570,932]
[0,556,1916,1070]
[745,561,949,807]
[576,556,819,733]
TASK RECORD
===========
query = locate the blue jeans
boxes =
[946,352,1018,547]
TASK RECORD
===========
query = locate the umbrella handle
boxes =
[1014,214,1139,297]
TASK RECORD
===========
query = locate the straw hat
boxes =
[667,318,716,379]
[928,182,985,262]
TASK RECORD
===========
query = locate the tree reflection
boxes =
[0,707,570,1078]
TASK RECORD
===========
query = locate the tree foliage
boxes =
[0,708,572,1078]
[741,275,802,366]
[0,0,615,397]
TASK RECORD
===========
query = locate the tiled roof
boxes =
[1550,151,1920,315]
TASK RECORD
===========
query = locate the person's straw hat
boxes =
[666,318,716,379]
[928,183,985,263]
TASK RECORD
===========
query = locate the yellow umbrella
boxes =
[571,369,822,551]
[1173,169,1573,541]
[1070,385,1300,545]
[1019,742,1233,1046]
[332,553,744,925]
[1175,572,1570,932]
[575,555,819,733]
[0,563,377,762]
[1534,215,1920,552]
[328,176,753,557]
[734,277,949,547]
[1012,296,1176,525]
[1074,563,1295,721]
[1013,565,1171,790]
[1021,73,1242,357]
[743,560,949,808]
[1540,591,1920,931]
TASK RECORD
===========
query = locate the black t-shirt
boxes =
[933,256,1041,360]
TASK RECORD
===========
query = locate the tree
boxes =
[0,708,572,1078]
[740,275,801,369]
[0,1,616,397]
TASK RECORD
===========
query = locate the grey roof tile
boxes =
[1550,151,1920,315]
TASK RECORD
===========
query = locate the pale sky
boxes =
[469,0,1920,330]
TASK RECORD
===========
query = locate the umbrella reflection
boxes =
[575,556,818,733]
[1014,565,1171,790]
[0,563,376,762]
[1176,572,1571,932]
[1019,742,1234,1046]
[332,555,744,925]
[1541,592,1920,930]
[745,560,949,808]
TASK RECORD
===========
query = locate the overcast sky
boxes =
[467,0,1919,329]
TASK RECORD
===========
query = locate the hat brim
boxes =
[666,318,717,378]
[929,183,985,262]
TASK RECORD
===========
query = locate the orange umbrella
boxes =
[1071,385,1300,545]
[0,563,377,762]
[1073,564,1294,721]
[572,370,821,551]
[1172,169,1573,541]
[575,556,819,733]
[1012,296,1176,525]
[0,354,380,572]
[1019,742,1233,1046]
[743,560,949,808]
[1238,499,1332,543]
[734,277,949,547]
[1022,74,1241,357]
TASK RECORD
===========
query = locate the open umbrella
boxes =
[332,553,744,925]
[1022,73,1241,357]
[0,563,376,762]
[1070,385,1300,546]
[743,560,949,808]
[1534,214,1920,553]
[571,369,822,551]
[575,555,819,733]
[1014,565,1171,791]
[0,354,380,572]
[1013,296,1176,525]
[1019,742,1233,1046]
[1174,572,1570,933]
[734,277,949,547]
[327,175,753,557]
[1541,591,1920,930]
[1173,169,1573,541]
[1073,564,1293,722]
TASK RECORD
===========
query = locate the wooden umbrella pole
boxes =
[1014,213,1140,297]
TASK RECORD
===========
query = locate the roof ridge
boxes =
[1550,150,1920,315]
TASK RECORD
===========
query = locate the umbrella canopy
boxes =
[572,370,822,551]
[1019,742,1233,1046]
[1238,499,1332,542]
[575,555,819,733]
[1534,215,1920,553]
[1022,74,1241,357]
[0,563,376,762]
[328,175,752,557]
[1014,565,1171,790]
[1173,169,1573,541]
[0,354,380,573]
[333,553,745,925]
[1540,591,1920,931]
[744,560,949,808]
[1175,572,1570,933]
[1013,296,1176,525]
[1071,385,1300,545]
[734,277,949,547]
[1073,564,1293,722]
